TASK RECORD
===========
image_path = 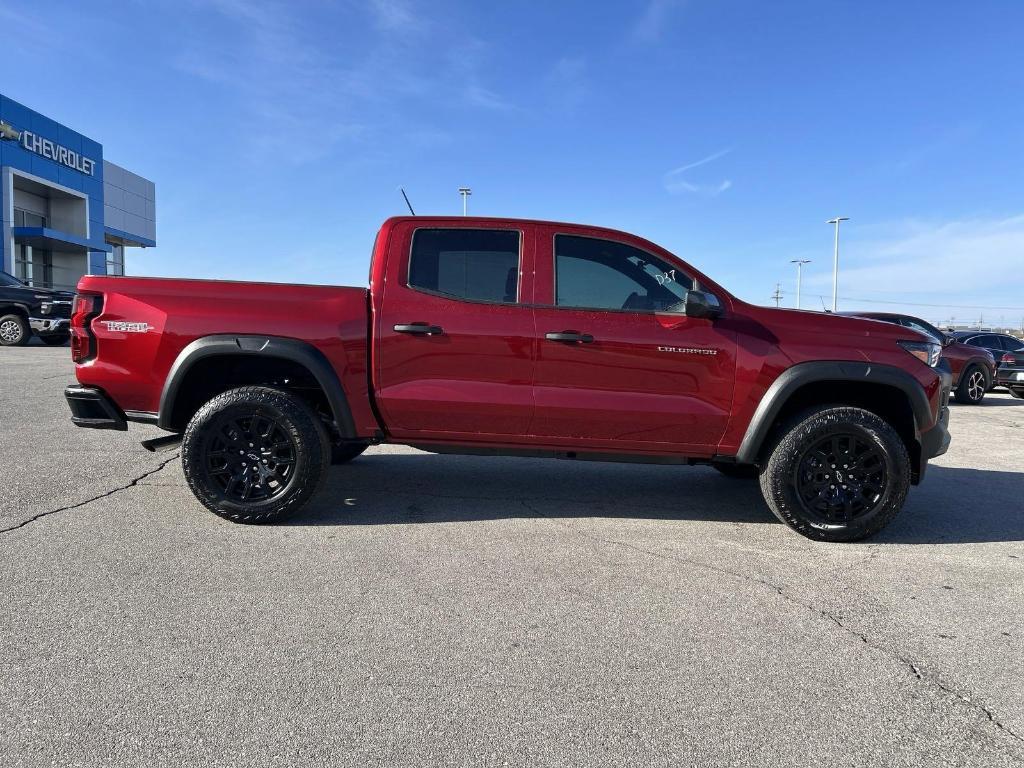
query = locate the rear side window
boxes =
[408,229,520,303]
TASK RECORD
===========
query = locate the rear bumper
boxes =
[30,317,70,334]
[65,385,127,431]
[995,366,1024,389]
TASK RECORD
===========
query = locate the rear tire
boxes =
[0,314,30,346]
[953,365,987,405]
[759,407,910,542]
[181,386,330,524]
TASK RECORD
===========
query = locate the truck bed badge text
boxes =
[102,321,151,333]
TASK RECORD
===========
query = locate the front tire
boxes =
[0,314,30,346]
[181,386,330,523]
[759,407,910,542]
[953,365,987,405]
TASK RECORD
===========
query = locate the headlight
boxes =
[40,302,52,315]
[898,340,941,367]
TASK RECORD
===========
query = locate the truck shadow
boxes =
[293,455,1024,545]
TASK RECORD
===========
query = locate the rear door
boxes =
[373,221,536,439]
[528,227,737,454]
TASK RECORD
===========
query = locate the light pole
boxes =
[790,259,811,309]
[826,216,849,312]
[458,187,472,216]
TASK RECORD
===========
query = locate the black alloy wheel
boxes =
[794,434,887,525]
[205,413,297,503]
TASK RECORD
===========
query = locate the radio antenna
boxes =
[399,187,416,215]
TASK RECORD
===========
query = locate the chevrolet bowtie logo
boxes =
[0,120,21,141]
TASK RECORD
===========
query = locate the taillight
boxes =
[1002,353,1015,364]
[71,294,101,363]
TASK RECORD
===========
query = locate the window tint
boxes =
[409,229,520,303]
[999,335,1024,351]
[555,235,693,312]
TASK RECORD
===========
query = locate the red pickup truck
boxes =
[65,217,952,541]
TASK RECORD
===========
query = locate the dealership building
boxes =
[0,93,156,291]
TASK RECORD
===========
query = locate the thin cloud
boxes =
[802,214,1024,309]
[633,0,686,42]
[664,149,733,196]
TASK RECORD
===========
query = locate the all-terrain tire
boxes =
[953,365,987,405]
[331,443,368,464]
[713,463,760,480]
[759,406,911,542]
[0,314,30,346]
[182,386,331,524]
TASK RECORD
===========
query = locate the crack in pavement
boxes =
[0,454,180,536]
[519,499,1024,757]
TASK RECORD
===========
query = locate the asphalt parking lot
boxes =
[2,344,1022,767]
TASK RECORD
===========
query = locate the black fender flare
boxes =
[157,334,356,436]
[734,361,936,464]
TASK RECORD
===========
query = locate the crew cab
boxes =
[64,217,952,541]
[0,270,73,346]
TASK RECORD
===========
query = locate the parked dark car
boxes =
[995,350,1024,398]
[949,331,1024,391]
[0,270,74,346]
[841,312,995,404]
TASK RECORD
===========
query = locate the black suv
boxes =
[0,271,74,346]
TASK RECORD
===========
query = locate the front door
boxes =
[374,223,536,439]
[529,229,736,454]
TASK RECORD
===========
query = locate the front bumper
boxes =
[916,364,952,481]
[30,317,70,334]
[65,385,127,431]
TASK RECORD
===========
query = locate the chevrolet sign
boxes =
[19,130,96,176]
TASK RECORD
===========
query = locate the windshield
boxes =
[0,271,25,287]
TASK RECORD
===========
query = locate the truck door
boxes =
[529,227,736,454]
[373,221,536,439]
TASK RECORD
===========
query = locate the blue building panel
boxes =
[1,92,157,290]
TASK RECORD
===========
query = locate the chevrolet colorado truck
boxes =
[64,217,952,541]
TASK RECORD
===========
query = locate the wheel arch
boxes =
[157,335,356,438]
[735,361,932,479]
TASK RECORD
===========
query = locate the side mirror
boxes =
[683,290,722,319]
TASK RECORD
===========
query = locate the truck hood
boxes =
[26,286,75,300]
[733,302,933,364]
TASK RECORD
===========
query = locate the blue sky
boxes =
[3,0,1024,327]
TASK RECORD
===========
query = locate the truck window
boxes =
[408,229,520,303]
[554,234,694,312]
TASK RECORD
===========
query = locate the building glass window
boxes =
[106,244,125,276]
[14,244,53,288]
[13,208,47,228]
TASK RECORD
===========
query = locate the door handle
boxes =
[545,331,594,344]
[394,323,444,336]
